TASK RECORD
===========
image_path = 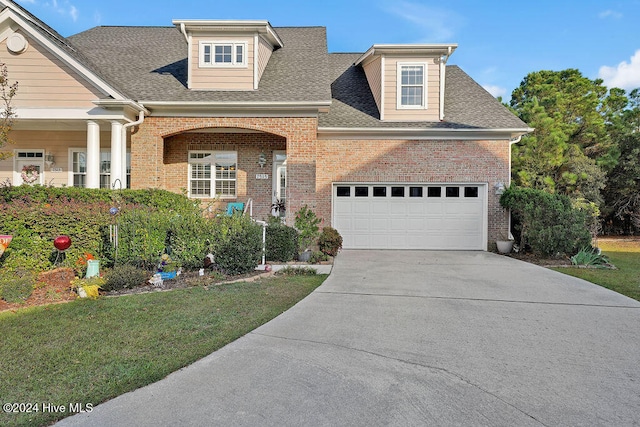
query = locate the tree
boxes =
[510,69,615,206]
[0,63,18,161]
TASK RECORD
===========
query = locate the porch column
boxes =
[86,120,100,189]
[110,121,124,189]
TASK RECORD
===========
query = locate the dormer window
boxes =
[199,41,247,67]
[397,63,427,109]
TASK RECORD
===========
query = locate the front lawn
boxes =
[0,274,327,427]
[553,238,640,301]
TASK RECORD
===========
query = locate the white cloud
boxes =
[42,0,79,22]
[599,10,623,19]
[383,1,463,42]
[599,50,640,90]
[482,84,507,99]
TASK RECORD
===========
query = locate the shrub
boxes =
[571,247,610,268]
[0,269,36,303]
[213,214,263,275]
[318,227,342,256]
[500,187,591,256]
[167,214,216,270]
[309,251,329,264]
[102,264,149,291]
[265,217,299,262]
[275,266,317,276]
[294,205,321,252]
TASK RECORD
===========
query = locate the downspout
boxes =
[179,23,188,43]
[505,134,525,240]
[121,111,145,188]
[439,46,452,121]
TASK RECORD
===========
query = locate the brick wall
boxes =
[131,117,317,222]
[316,138,511,245]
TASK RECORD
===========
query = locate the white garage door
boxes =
[333,184,487,250]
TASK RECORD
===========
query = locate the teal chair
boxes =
[226,202,245,216]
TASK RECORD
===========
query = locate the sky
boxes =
[13,0,640,101]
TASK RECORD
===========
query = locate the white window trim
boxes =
[188,150,238,199]
[396,62,428,110]
[13,149,44,185]
[199,41,247,68]
[68,148,130,188]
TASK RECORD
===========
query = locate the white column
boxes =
[86,120,101,189]
[110,121,124,189]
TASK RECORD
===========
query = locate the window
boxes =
[391,187,405,197]
[200,42,246,67]
[373,187,387,197]
[410,187,423,197]
[427,187,441,198]
[464,186,479,198]
[336,186,350,197]
[188,151,237,198]
[355,187,369,197]
[446,187,460,198]
[397,63,426,109]
[70,150,131,188]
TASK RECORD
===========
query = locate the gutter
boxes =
[317,126,534,141]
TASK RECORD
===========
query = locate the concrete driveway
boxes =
[58,251,640,426]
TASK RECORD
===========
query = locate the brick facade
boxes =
[130,116,511,246]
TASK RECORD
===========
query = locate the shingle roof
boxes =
[318,55,528,130]
[67,26,332,103]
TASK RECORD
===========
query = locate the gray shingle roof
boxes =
[67,26,332,103]
[318,55,528,130]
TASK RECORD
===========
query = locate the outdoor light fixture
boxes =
[258,152,267,168]
[494,182,505,195]
[45,152,55,167]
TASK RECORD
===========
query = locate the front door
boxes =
[272,151,287,217]
[14,151,44,185]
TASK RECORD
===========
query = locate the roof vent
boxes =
[7,32,28,54]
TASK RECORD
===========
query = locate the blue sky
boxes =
[14,0,640,101]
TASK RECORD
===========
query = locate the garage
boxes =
[332,183,487,250]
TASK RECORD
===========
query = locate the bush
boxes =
[213,214,263,275]
[102,264,149,291]
[265,217,299,262]
[571,247,610,267]
[167,214,216,270]
[0,269,36,303]
[294,205,321,251]
[500,187,591,256]
[318,227,342,256]
[309,251,329,264]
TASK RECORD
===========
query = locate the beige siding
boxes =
[383,57,440,122]
[1,32,104,109]
[190,35,254,90]
[257,36,273,83]
[362,56,382,113]
[0,130,125,187]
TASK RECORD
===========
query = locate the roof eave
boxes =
[171,19,284,48]
[355,43,459,66]
[317,126,533,141]
[141,100,332,116]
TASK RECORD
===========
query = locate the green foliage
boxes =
[167,213,216,270]
[213,214,263,275]
[309,251,329,264]
[265,217,299,262]
[318,226,342,256]
[500,187,591,256]
[605,133,640,232]
[294,205,321,251]
[0,63,18,161]
[102,264,149,291]
[570,247,610,268]
[275,266,318,276]
[509,69,613,206]
[112,208,169,270]
[0,269,35,303]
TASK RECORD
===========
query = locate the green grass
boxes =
[553,239,640,301]
[0,274,327,427]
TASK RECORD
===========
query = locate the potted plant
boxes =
[294,205,321,262]
[496,233,514,254]
[271,198,286,218]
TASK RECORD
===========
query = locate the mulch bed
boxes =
[0,268,77,313]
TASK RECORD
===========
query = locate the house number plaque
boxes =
[256,174,269,180]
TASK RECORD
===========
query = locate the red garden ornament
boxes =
[54,235,72,251]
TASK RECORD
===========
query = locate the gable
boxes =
[1,30,105,108]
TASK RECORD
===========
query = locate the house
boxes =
[0,0,531,250]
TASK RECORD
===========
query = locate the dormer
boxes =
[172,20,283,91]
[355,44,457,122]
